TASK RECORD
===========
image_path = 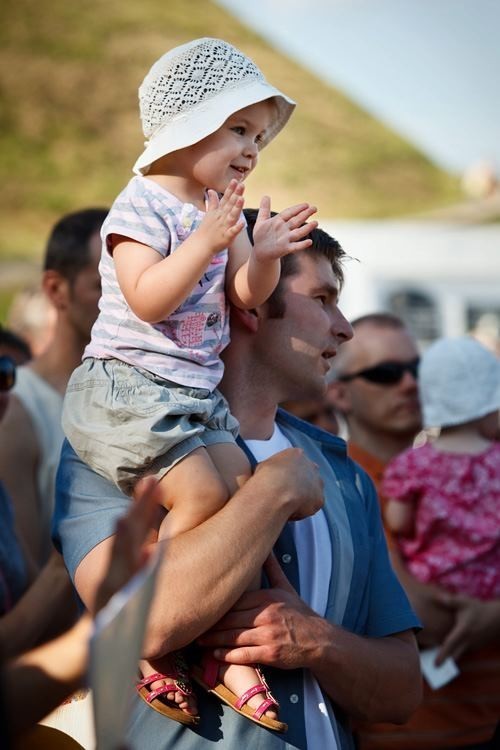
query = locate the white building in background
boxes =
[323,220,500,349]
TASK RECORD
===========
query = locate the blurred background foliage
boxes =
[0,0,459,270]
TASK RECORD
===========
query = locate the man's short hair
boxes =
[350,312,407,330]
[244,208,346,318]
[44,208,108,282]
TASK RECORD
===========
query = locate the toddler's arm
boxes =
[385,498,415,537]
[226,196,317,309]
[113,181,245,323]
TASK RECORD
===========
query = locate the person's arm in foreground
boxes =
[0,394,44,572]
[2,477,160,738]
[434,593,500,664]
[0,549,78,660]
[390,547,500,664]
[199,555,422,724]
[75,448,324,658]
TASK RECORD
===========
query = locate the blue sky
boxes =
[215,0,500,176]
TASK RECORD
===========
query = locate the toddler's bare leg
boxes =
[139,446,238,717]
[202,443,279,722]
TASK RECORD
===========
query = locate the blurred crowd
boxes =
[0,206,499,750]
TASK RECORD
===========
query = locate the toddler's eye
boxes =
[232,126,245,136]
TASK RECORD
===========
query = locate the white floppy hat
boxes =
[133,38,295,175]
[419,335,500,429]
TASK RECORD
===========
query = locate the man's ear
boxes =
[42,270,70,311]
[326,380,352,415]
[230,306,259,333]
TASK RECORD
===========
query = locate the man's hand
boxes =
[198,180,245,254]
[198,553,320,670]
[251,196,318,262]
[435,593,500,665]
[254,447,324,521]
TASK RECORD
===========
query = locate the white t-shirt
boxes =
[245,424,338,750]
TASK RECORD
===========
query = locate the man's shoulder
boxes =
[0,390,38,452]
[276,408,348,455]
[277,409,377,482]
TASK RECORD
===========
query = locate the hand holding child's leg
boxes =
[191,443,285,730]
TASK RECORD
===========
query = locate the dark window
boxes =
[388,289,439,343]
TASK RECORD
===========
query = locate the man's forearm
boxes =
[309,619,421,723]
[144,452,322,656]
[0,551,78,660]
[3,614,92,736]
[75,448,323,658]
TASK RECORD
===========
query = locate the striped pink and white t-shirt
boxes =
[84,176,231,390]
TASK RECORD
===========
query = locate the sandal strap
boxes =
[136,671,192,697]
[234,683,267,709]
[202,654,222,689]
[253,696,279,720]
[144,684,177,703]
[137,672,168,688]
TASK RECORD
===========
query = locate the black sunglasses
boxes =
[0,355,16,392]
[338,358,420,386]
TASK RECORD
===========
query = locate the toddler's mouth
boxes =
[231,165,248,177]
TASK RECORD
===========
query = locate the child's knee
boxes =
[163,467,230,515]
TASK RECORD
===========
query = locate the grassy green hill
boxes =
[0,0,460,260]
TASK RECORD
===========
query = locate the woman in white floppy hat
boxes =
[62,37,318,731]
[383,335,500,613]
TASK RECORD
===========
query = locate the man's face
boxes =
[257,253,353,402]
[67,231,102,342]
[330,324,422,439]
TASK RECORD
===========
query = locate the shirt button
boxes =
[289,694,299,704]
[281,553,292,564]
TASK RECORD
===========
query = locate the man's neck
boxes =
[226,385,277,441]
[348,422,415,463]
[30,322,88,396]
[220,356,278,441]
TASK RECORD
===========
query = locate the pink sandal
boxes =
[192,654,287,732]
[136,652,199,725]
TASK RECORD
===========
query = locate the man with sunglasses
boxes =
[329,314,500,750]
[328,312,422,504]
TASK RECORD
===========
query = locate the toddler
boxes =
[62,37,318,731]
[384,336,500,602]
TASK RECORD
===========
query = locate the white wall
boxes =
[321,219,500,344]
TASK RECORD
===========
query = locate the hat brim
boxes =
[133,79,295,175]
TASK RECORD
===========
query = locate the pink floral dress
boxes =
[382,442,500,600]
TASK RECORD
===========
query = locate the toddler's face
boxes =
[175,99,275,195]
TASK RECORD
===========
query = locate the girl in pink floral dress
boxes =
[384,336,500,600]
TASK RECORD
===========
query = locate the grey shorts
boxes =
[62,357,239,495]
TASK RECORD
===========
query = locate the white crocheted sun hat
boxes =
[133,38,295,175]
[419,335,500,429]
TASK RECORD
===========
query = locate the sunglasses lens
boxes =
[0,356,16,391]
[362,365,402,384]
[362,359,419,385]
